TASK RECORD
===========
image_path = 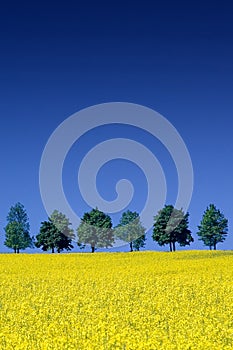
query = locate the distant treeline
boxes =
[3,202,228,253]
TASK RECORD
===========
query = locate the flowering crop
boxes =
[0,250,233,349]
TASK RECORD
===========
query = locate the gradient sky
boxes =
[0,0,233,252]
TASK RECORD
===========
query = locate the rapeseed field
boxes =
[0,251,233,349]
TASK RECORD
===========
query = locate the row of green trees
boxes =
[3,202,228,253]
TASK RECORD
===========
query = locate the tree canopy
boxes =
[115,210,146,251]
[77,208,113,252]
[35,210,75,253]
[4,202,33,253]
[197,204,228,250]
[152,205,193,251]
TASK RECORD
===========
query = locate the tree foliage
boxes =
[4,202,33,253]
[115,210,146,251]
[197,204,228,250]
[35,210,75,253]
[152,205,193,252]
[77,208,113,252]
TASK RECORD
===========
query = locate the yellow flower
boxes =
[0,250,233,349]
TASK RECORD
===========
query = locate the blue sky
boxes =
[0,0,233,252]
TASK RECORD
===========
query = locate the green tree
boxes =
[115,210,146,251]
[35,210,75,253]
[77,208,113,252]
[197,204,228,250]
[4,202,33,253]
[152,205,193,252]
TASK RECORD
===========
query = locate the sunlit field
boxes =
[0,251,233,349]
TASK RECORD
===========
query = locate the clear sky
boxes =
[0,0,233,252]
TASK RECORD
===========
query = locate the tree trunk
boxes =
[172,241,176,252]
[16,248,19,254]
[91,246,95,253]
[51,247,54,253]
[209,245,212,250]
[213,242,216,250]
[129,242,133,252]
[169,241,172,252]
[14,247,16,253]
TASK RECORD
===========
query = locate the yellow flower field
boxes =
[0,251,233,349]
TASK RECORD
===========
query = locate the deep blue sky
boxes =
[0,0,233,252]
